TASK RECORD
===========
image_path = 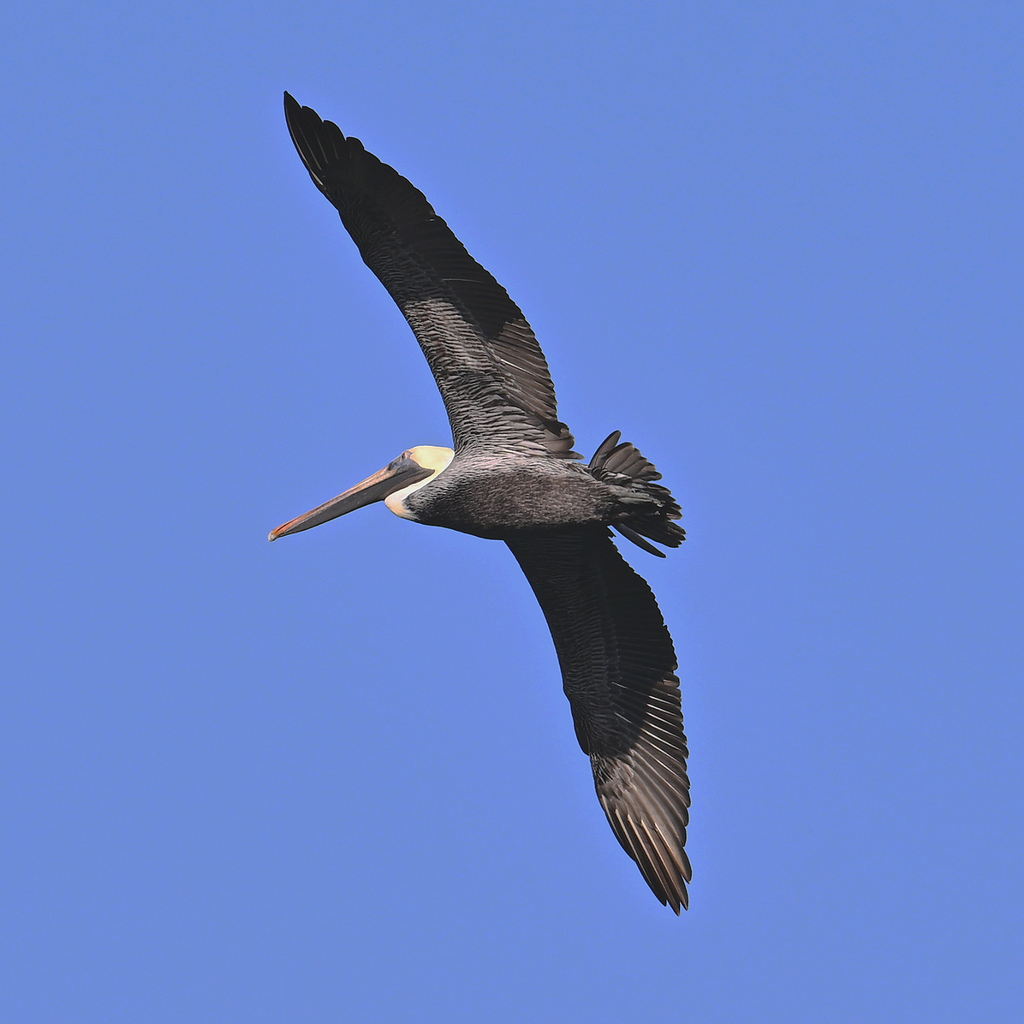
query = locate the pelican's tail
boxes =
[588,431,685,557]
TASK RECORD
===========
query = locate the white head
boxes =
[383,445,454,520]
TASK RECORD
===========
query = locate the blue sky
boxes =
[3,2,1022,1020]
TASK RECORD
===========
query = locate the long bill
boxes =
[268,455,433,541]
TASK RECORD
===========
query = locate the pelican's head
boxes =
[268,445,454,540]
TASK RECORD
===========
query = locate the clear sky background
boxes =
[3,2,1022,1021]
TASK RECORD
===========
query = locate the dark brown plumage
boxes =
[507,528,690,911]
[273,93,691,911]
[283,94,576,459]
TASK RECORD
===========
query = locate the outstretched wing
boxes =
[506,528,691,912]
[283,94,577,459]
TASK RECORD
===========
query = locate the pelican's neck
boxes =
[384,445,454,520]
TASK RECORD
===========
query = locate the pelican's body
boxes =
[400,457,655,533]
[271,95,692,912]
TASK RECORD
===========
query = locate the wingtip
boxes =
[283,91,302,121]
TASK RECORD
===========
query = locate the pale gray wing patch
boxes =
[398,296,575,454]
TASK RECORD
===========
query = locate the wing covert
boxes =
[284,94,577,459]
[506,528,691,912]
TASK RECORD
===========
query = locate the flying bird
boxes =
[271,93,692,912]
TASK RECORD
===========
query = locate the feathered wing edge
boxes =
[282,93,578,459]
[506,528,691,912]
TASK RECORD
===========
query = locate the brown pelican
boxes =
[271,94,692,912]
